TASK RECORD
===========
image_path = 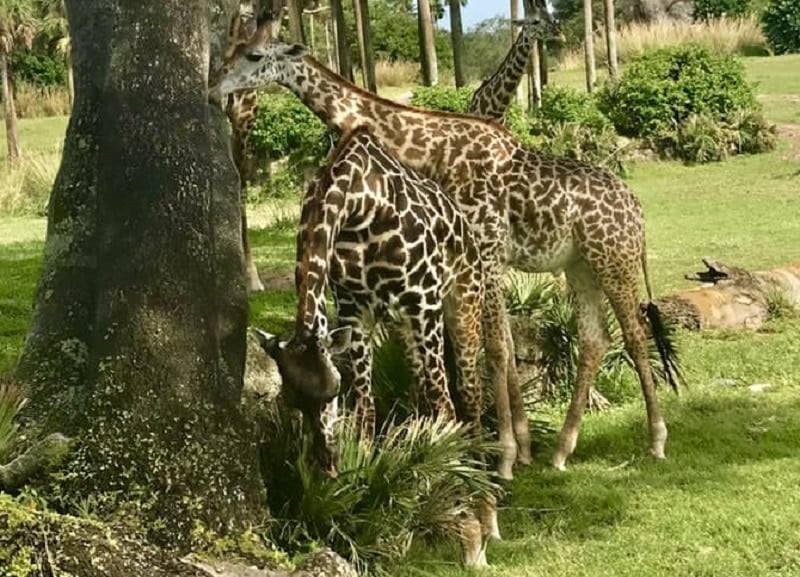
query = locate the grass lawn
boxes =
[1,54,799,576]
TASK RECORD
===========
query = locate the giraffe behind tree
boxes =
[212,39,683,476]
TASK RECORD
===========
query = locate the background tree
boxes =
[352,0,376,91]
[417,0,438,85]
[0,0,36,163]
[448,0,465,87]
[39,0,71,106]
[604,0,618,80]
[15,0,264,545]
[286,0,305,43]
[330,0,353,80]
[583,0,596,91]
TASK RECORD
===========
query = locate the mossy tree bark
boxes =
[15,0,265,548]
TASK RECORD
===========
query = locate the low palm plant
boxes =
[0,379,26,464]
[259,403,499,575]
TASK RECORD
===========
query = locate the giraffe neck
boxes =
[468,25,537,119]
[293,173,348,336]
[274,55,470,181]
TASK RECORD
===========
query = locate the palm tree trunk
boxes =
[448,0,466,88]
[329,0,353,81]
[417,0,438,86]
[583,0,596,93]
[1,50,22,163]
[66,53,75,109]
[510,0,523,105]
[286,0,305,43]
[352,0,376,92]
[604,0,618,81]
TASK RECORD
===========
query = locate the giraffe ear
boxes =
[253,327,281,357]
[326,326,352,355]
[284,43,308,58]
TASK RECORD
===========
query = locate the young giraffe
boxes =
[211,41,682,475]
[468,0,561,120]
[254,126,496,565]
[218,3,277,292]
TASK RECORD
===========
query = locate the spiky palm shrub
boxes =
[504,271,675,404]
[0,379,26,464]
[259,403,499,575]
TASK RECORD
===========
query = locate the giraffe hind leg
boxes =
[552,260,610,471]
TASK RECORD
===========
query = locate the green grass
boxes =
[0,116,68,161]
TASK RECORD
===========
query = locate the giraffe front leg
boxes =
[504,318,532,466]
[339,311,375,439]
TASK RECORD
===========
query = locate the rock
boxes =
[713,378,737,388]
[293,548,358,577]
[243,330,283,404]
[748,383,772,394]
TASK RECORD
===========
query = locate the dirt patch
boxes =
[777,124,800,161]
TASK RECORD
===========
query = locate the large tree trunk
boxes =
[15,0,264,548]
[352,0,376,92]
[329,0,353,81]
[448,0,466,88]
[1,50,22,163]
[583,0,596,92]
[417,0,438,86]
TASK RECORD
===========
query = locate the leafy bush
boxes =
[409,85,474,113]
[259,407,498,574]
[653,110,776,163]
[694,0,753,21]
[597,45,759,138]
[250,91,332,170]
[761,0,800,54]
[10,50,66,87]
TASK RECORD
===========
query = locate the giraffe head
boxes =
[253,326,352,476]
[515,0,564,41]
[212,40,308,98]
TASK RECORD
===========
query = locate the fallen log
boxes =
[653,259,800,330]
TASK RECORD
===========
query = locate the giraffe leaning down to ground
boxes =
[467,0,562,121]
[253,127,498,566]
[211,39,683,475]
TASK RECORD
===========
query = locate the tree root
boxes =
[0,433,71,492]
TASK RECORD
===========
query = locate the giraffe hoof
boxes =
[248,278,265,293]
[551,454,568,472]
[649,447,666,460]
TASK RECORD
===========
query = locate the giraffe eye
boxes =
[245,52,264,63]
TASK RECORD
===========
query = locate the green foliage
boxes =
[598,45,759,138]
[653,110,777,164]
[761,0,800,54]
[694,0,753,20]
[0,380,25,464]
[259,407,498,574]
[250,91,332,170]
[409,85,474,113]
[10,49,65,87]
[504,272,675,402]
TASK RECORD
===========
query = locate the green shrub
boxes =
[409,86,474,113]
[730,109,778,154]
[694,0,753,20]
[535,86,612,132]
[250,91,331,170]
[0,380,26,464]
[761,0,800,54]
[597,44,759,138]
[259,407,498,574]
[10,50,66,87]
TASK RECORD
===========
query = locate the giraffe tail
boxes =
[641,248,685,393]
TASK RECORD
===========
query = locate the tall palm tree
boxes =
[352,0,376,92]
[448,0,465,87]
[417,0,438,86]
[0,0,36,163]
[603,0,618,81]
[583,0,596,92]
[40,0,71,106]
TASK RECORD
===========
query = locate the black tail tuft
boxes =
[644,301,685,393]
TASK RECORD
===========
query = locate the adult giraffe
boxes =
[211,41,682,474]
[468,0,561,120]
